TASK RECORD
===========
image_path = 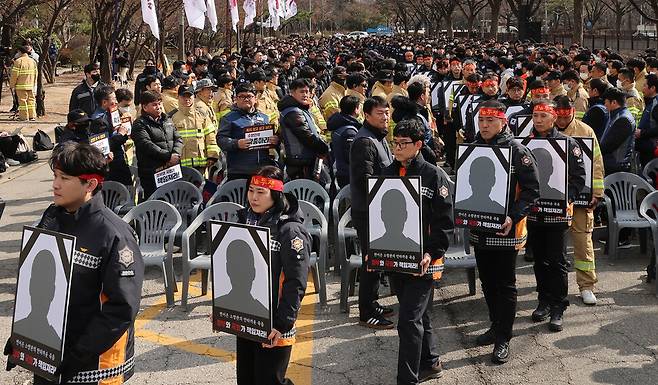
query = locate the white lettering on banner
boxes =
[154,164,183,188]
[89,132,110,155]
[244,125,274,150]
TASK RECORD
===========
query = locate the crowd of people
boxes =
[4,33,658,385]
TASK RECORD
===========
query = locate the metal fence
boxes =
[546,31,658,53]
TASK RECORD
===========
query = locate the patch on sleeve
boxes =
[572,146,582,157]
[522,155,532,166]
[291,236,304,253]
[118,246,134,268]
[439,185,449,198]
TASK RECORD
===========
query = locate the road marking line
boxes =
[135,272,317,385]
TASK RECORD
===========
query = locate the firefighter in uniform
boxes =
[382,119,452,384]
[235,166,311,385]
[9,45,38,121]
[553,95,604,305]
[528,100,586,332]
[252,70,280,131]
[172,85,219,174]
[4,142,144,385]
[214,74,234,123]
[562,70,589,120]
[469,100,540,363]
[195,78,219,131]
[319,66,347,121]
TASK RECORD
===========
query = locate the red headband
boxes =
[463,63,476,69]
[78,174,105,183]
[482,79,498,88]
[533,103,556,116]
[531,87,551,95]
[466,81,481,87]
[555,107,575,117]
[479,107,507,120]
[250,176,284,192]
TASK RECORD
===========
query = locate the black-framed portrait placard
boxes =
[367,176,423,274]
[510,114,534,137]
[515,137,569,215]
[454,144,512,232]
[573,137,594,208]
[210,221,272,344]
[9,226,76,382]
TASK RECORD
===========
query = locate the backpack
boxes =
[33,129,54,151]
[14,134,38,164]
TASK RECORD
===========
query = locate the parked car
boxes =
[347,31,369,39]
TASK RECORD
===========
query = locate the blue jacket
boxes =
[91,108,131,185]
[217,107,272,176]
[327,112,361,178]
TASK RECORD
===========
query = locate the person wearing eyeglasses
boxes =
[218,82,276,181]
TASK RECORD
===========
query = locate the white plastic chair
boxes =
[181,166,205,189]
[338,209,363,314]
[123,201,182,307]
[642,158,658,187]
[639,191,658,297]
[208,178,248,206]
[149,180,203,241]
[299,200,328,306]
[284,179,330,221]
[180,202,243,309]
[603,172,654,259]
[331,185,352,274]
[443,228,476,295]
[101,181,133,215]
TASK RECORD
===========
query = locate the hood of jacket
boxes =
[327,112,361,132]
[278,95,309,111]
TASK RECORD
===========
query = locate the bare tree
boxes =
[627,0,658,48]
[487,0,504,39]
[0,0,49,47]
[573,0,584,44]
[457,0,488,37]
[585,0,608,28]
[600,0,633,48]
[506,0,543,40]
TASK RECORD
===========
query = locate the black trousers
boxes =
[285,164,312,181]
[529,225,569,310]
[236,337,294,385]
[353,212,381,318]
[140,175,156,202]
[474,247,518,342]
[390,274,440,385]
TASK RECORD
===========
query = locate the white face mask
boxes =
[606,68,612,75]
[616,79,623,88]
[580,72,589,81]
[563,83,571,92]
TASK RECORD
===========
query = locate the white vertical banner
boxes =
[184,0,207,30]
[141,0,160,39]
[267,0,280,30]
[229,0,240,32]
[243,0,256,27]
[284,0,297,19]
[206,0,218,32]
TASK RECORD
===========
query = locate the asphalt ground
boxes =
[0,157,655,385]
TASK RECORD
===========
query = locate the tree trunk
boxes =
[573,0,584,45]
[446,12,454,39]
[488,0,502,40]
[467,15,476,38]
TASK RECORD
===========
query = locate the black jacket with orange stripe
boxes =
[37,192,144,384]
[237,193,311,346]
[470,129,541,250]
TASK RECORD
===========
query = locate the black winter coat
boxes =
[131,112,183,177]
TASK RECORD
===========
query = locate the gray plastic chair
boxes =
[101,181,133,215]
[642,158,658,187]
[208,179,248,206]
[180,202,243,309]
[123,201,182,307]
[148,180,203,240]
[299,200,328,306]
[604,172,654,259]
[181,166,205,188]
[331,185,352,274]
[639,191,658,297]
[284,179,330,221]
[443,228,476,295]
[338,209,363,314]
